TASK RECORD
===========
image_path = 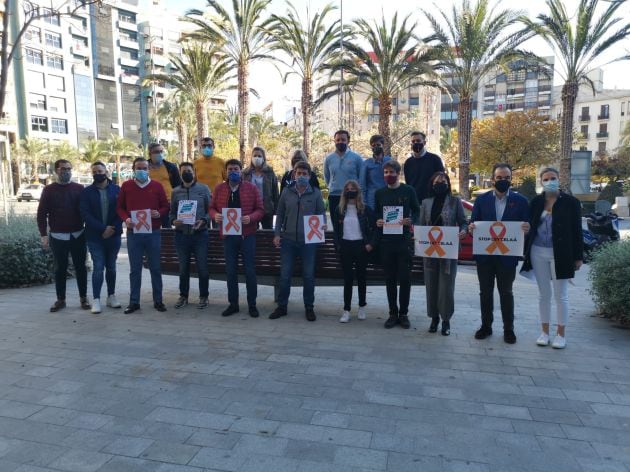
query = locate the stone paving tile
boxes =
[139,441,201,464]
[101,436,154,457]
[47,450,112,472]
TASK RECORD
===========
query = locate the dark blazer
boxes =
[332,204,377,249]
[522,192,583,279]
[149,158,182,190]
[79,181,123,242]
[280,171,320,193]
[471,190,530,267]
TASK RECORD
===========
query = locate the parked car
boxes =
[17,184,44,202]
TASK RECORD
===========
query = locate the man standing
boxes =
[271,161,326,321]
[194,137,226,195]
[116,157,170,314]
[79,161,122,314]
[324,130,363,222]
[210,159,265,317]
[147,142,181,228]
[403,131,444,203]
[37,159,90,312]
[469,163,530,344]
[170,162,212,310]
[359,134,391,210]
[375,160,420,329]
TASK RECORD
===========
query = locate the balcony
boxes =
[538,84,552,93]
[118,20,137,31]
[597,114,609,120]
[69,24,88,37]
[71,44,89,57]
[97,64,115,77]
[577,133,589,140]
[484,90,495,98]
[538,100,551,108]
[579,115,590,122]
[507,87,525,97]
[119,38,139,50]
[120,56,139,67]
[596,131,609,138]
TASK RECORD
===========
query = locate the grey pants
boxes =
[424,258,458,321]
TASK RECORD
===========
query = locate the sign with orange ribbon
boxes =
[413,225,459,259]
[304,215,325,244]
[131,209,152,234]
[222,207,242,235]
[472,221,524,256]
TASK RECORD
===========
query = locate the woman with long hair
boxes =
[243,146,279,229]
[280,150,320,193]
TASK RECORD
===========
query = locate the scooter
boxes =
[583,211,621,262]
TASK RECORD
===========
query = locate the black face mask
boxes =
[494,179,511,193]
[335,143,348,153]
[182,172,194,183]
[93,174,107,184]
[412,142,424,153]
[344,190,358,199]
[372,145,384,157]
[433,182,448,195]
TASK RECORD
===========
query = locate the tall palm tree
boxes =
[424,0,531,199]
[186,0,272,162]
[81,140,108,163]
[16,138,47,183]
[521,0,630,191]
[106,134,139,183]
[157,94,195,161]
[319,13,440,156]
[50,142,80,167]
[143,44,234,149]
[266,2,342,157]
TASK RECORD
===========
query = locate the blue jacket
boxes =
[359,155,391,209]
[471,190,529,267]
[79,182,123,241]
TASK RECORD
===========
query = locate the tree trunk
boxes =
[195,100,206,150]
[176,120,186,161]
[0,0,11,121]
[115,155,121,185]
[302,76,313,158]
[238,62,249,163]
[32,157,40,183]
[458,96,473,200]
[560,81,578,194]
[379,95,392,157]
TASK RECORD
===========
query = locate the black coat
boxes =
[522,192,583,279]
[332,204,377,249]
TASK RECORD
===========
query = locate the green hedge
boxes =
[0,215,54,288]
[588,239,630,324]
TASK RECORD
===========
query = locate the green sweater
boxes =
[374,183,420,241]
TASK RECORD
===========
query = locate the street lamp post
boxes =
[142,33,161,142]
[339,0,345,129]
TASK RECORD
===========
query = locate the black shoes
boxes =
[429,317,439,333]
[249,306,259,318]
[80,297,91,310]
[124,303,140,314]
[384,313,399,329]
[474,326,493,339]
[50,299,66,312]
[222,305,239,317]
[441,320,450,336]
[399,314,410,329]
[504,329,517,344]
[305,306,316,322]
[175,297,188,309]
[154,302,167,312]
[269,306,287,319]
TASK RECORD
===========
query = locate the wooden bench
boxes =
[157,229,424,295]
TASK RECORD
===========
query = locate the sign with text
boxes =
[222,208,242,235]
[304,215,325,244]
[131,209,152,234]
[472,221,524,256]
[177,200,197,225]
[383,206,403,235]
[414,225,459,259]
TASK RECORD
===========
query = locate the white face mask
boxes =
[253,157,264,168]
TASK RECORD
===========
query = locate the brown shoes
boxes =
[50,300,66,312]
[80,297,91,310]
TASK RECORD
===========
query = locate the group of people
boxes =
[36,129,582,348]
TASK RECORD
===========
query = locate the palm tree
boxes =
[16,138,47,183]
[81,140,108,163]
[521,0,630,191]
[186,0,272,162]
[248,113,277,148]
[106,134,139,183]
[266,2,342,157]
[50,142,81,168]
[424,0,531,199]
[319,13,440,156]
[143,44,234,149]
[157,94,195,161]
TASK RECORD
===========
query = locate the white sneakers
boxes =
[91,299,102,314]
[106,294,121,308]
[339,307,368,323]
[536,332,566,349]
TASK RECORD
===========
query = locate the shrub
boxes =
[598,180,623,204]
[514,176,537,201]
[0,215,54,288]
[588,239,630,324]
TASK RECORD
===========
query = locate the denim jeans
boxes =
[127,231,162,305]
[175,230,209,299]
[277,238,317,308]
[223,234,257,307]
[50,233,88,300]
[87,236,121,300]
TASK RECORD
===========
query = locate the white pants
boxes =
[530,245,569,326]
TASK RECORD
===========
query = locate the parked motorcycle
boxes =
[583,211,621,263]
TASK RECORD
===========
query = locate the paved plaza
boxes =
[0,246,629,472]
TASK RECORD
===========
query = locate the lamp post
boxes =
[339,0,345,129]
[142,33,161,142]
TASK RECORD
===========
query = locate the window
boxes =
[372,98,379,107]
[120,48,138,60]
[118,10,136,24]
[47,54,64,70]
[31,115,48,132]
[622,102,626,116]
[27,71,45,88]
[599,104,610,119]
[580,125,588,139]
[25,27,41,43]
[42,8,60,26]
[121,66,139,76]
[119,30,137,41]
[599,123,608,133]
[45,31,62,48]
[25,48,43,65]
[581,106,589,115]
[48,75,65,91]
[598,141,607,155]
[409,96,419,106]
[391,98,398,106]
[48,97,66,113]
[29,94,46,110]
[51,118,68,134]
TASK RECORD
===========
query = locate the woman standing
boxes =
[243,147,279,229]
[522,167,583,349]
[280,150,320,193]
[419,172,467,335]
[333,180,376,323]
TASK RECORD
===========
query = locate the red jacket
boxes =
[209,181,265,238]
[116,179,169,230]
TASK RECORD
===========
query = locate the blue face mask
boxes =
[202,147,213,157]
[228,171,241,183]
[542,179,560,193]
[134,169,149,183]
[153,153,164,164]
[296,175,309,187]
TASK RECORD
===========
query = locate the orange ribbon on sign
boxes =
[306,215,323,241]
[485,221,510,255]
[134,210,151,231]
[424,226,447,257]
[225,208,241,233]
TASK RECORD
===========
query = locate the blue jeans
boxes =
[175,230,209,298]
[127,231,162,305]
[87,236,121,300]
[277,238,317,308]
[223,235,257,307]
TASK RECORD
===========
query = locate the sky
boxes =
[158,0,630,121]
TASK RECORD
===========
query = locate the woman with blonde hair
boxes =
[332,180,376,322]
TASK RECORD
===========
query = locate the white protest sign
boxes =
[304,215,325,244]
[383,206,403,235]
[131,209,152,234]
[222,207,242,235]
[177,200,197,225]
[414,226,460,259]
[472,221,524,257]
